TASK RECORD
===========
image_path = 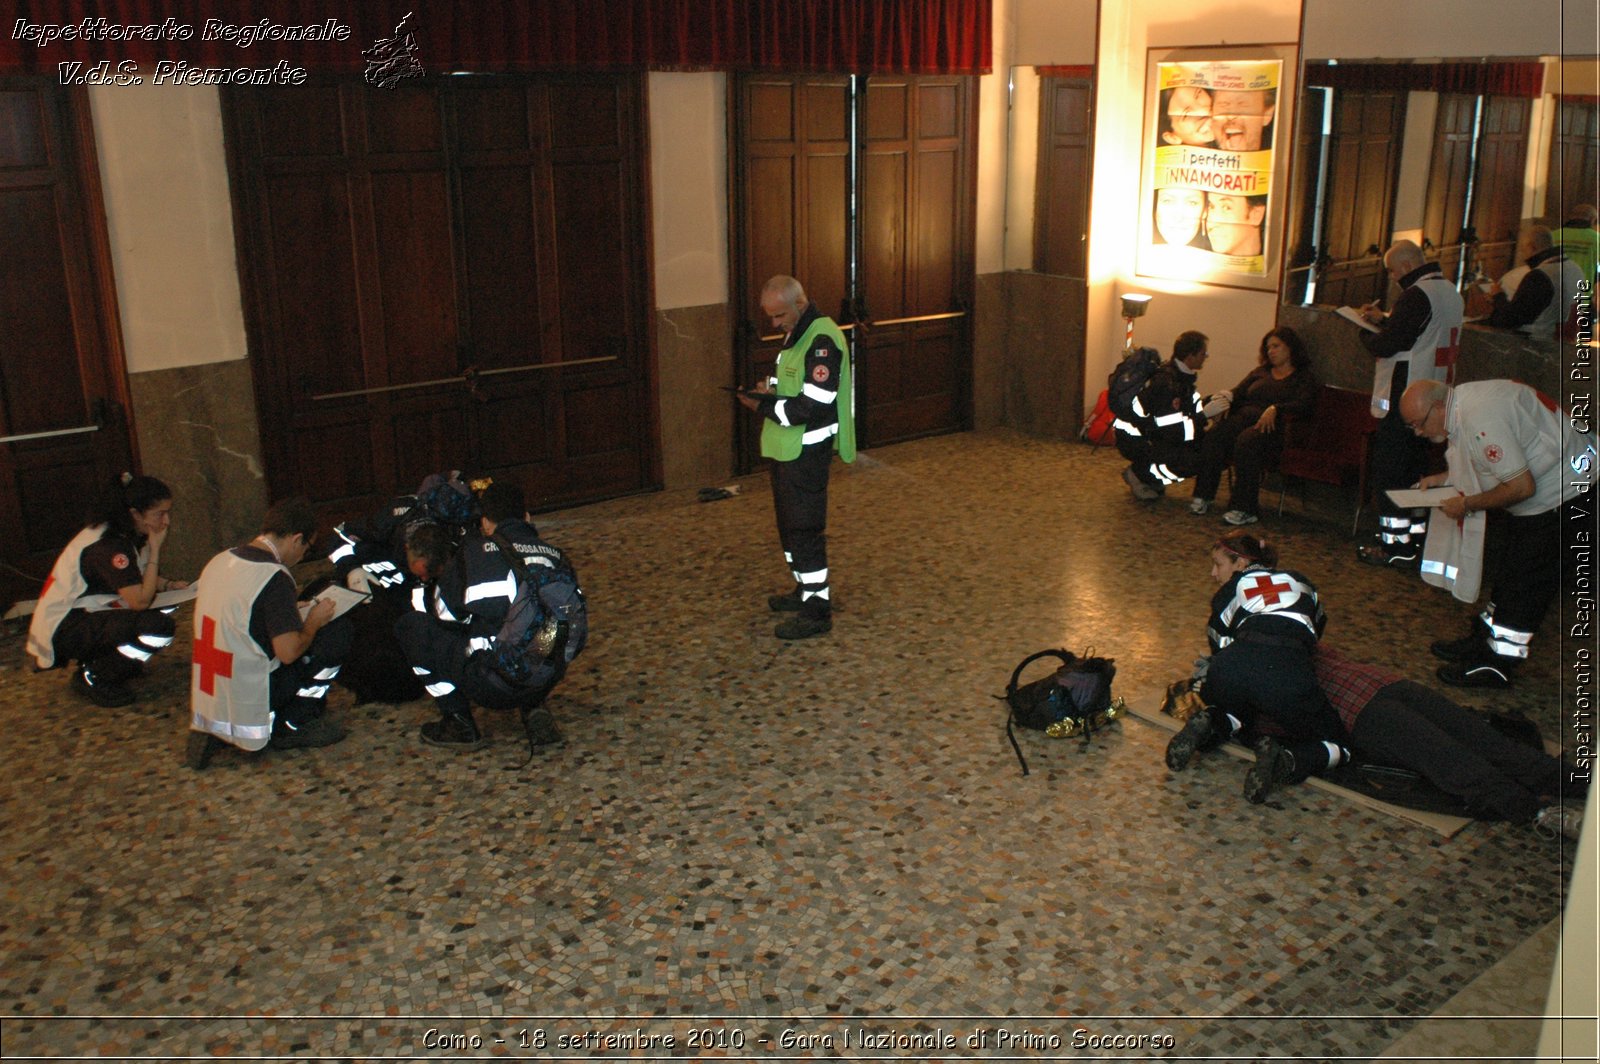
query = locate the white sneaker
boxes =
[1122,466,1161,501]
[1533,801,1584,842]
[1189,497,1213,515]
[1222,510,1258,526]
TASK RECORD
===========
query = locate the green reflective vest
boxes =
[760,315,856,463]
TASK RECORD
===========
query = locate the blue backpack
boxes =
[1106,346,1162,419]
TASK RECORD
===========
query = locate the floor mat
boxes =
[1125,688,1475,837]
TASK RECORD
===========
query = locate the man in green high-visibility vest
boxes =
[738,275,856,640]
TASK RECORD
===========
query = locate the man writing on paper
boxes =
[1355,240,1463,568]
[1399,379,1596,689]
[186,498,354,767]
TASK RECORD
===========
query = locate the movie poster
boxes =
[1138,56,1284,287]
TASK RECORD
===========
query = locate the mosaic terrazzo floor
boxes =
[0,430,1586,1061]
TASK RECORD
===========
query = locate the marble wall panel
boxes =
[126,360,268,579]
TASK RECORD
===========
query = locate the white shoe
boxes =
[1222,510,1258,526]
[1122,466,1161,501]
[1533,801,1584,842]
[1189,497,1213,515]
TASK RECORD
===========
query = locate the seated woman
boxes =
[1165,530,1350,804]
[26,474,188,707]
[1189,326,1318,525]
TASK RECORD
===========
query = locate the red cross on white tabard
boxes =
[192,615,234,696]
[1243,574,1294,607]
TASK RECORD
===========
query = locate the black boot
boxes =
[1165,707,1215,771]
[1243,737,1297,804]
[420,711,487,750]
[1431,619,1490,662]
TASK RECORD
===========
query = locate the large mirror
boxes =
[1281,53,1597,311]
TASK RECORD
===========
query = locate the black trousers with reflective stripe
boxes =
[269,613,353,727]
[770,442,833,618]
[52,607,176,683]
[395,610,560,718]
[1371,401,1435,549]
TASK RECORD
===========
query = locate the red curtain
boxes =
[1304,61,1544,98]
[1,0,993,74]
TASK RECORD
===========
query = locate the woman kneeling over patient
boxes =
[27,473,188,707]
[1190,326,1317,526]
[1165,530,1352,803]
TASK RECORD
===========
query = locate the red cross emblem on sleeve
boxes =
[192,615,234,696]
[1243,574,1294,607]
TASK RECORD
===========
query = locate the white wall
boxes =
[89,83,248,373]
[1085,1,1303,400]
[647,72,730,310]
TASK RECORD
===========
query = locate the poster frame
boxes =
[1136,43,1300,292]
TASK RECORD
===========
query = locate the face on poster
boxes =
[1140,58,1281,284]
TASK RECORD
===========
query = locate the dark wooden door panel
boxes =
[226,74,656,520]
[0,80,133,605]
[1034,77,1092,279]
[858,76,973,448]
[1318,89,1404,308]
[1472,96,1531,281]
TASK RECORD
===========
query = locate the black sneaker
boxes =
[767,587,804,612]
[1437,660,1513,689]
[774,615,832,640]
[270,716,348,750]
[1243,737,1296,804]
[520,705,564,748]
[71,666,135,708]
[1430,631,1484,662]
[1164,707,1213,772]
[184,731,223,770]
[420,713,487,750]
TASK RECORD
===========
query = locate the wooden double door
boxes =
[224,74,657,521]
[730,74,977,471]
[0,79,135,607]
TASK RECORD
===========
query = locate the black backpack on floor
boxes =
[1000,648,1121,775]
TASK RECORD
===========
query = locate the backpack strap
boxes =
[489,531,570,666]
[1002,648,1076,776]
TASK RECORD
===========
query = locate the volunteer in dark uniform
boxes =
[27,473,186,708]
[186,497,353,768]
[1166,530,1350,804]
[318,470,481,704]
[738,274,856,640]
[320,470,480,596]
[1355,239,1463,567]
[397,481,584,751]
[1114,330,1210,500]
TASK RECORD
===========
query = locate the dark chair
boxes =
[1273,385,1378,535]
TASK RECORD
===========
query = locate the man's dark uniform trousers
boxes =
[752,303,856,621]
[397,516,578,722]
[1114,359,1206,489]
[1360,261,1462,562]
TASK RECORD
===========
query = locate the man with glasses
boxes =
[1355,240,1464,568]
[1400,379,1596,688]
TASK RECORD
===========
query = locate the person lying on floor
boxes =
[1165,530,1350,803]
[1247,645,1585,840]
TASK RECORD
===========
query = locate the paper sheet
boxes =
[299,583,369,622]
[1335,305,1382,333]
[1385,486,1460,508]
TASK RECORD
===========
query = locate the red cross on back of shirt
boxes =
[1435,326,1460,371]
[1243,574,1294,607]
[192,615,234,696]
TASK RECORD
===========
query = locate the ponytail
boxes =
[91,472,171,538]
[1214,530,1279,568]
